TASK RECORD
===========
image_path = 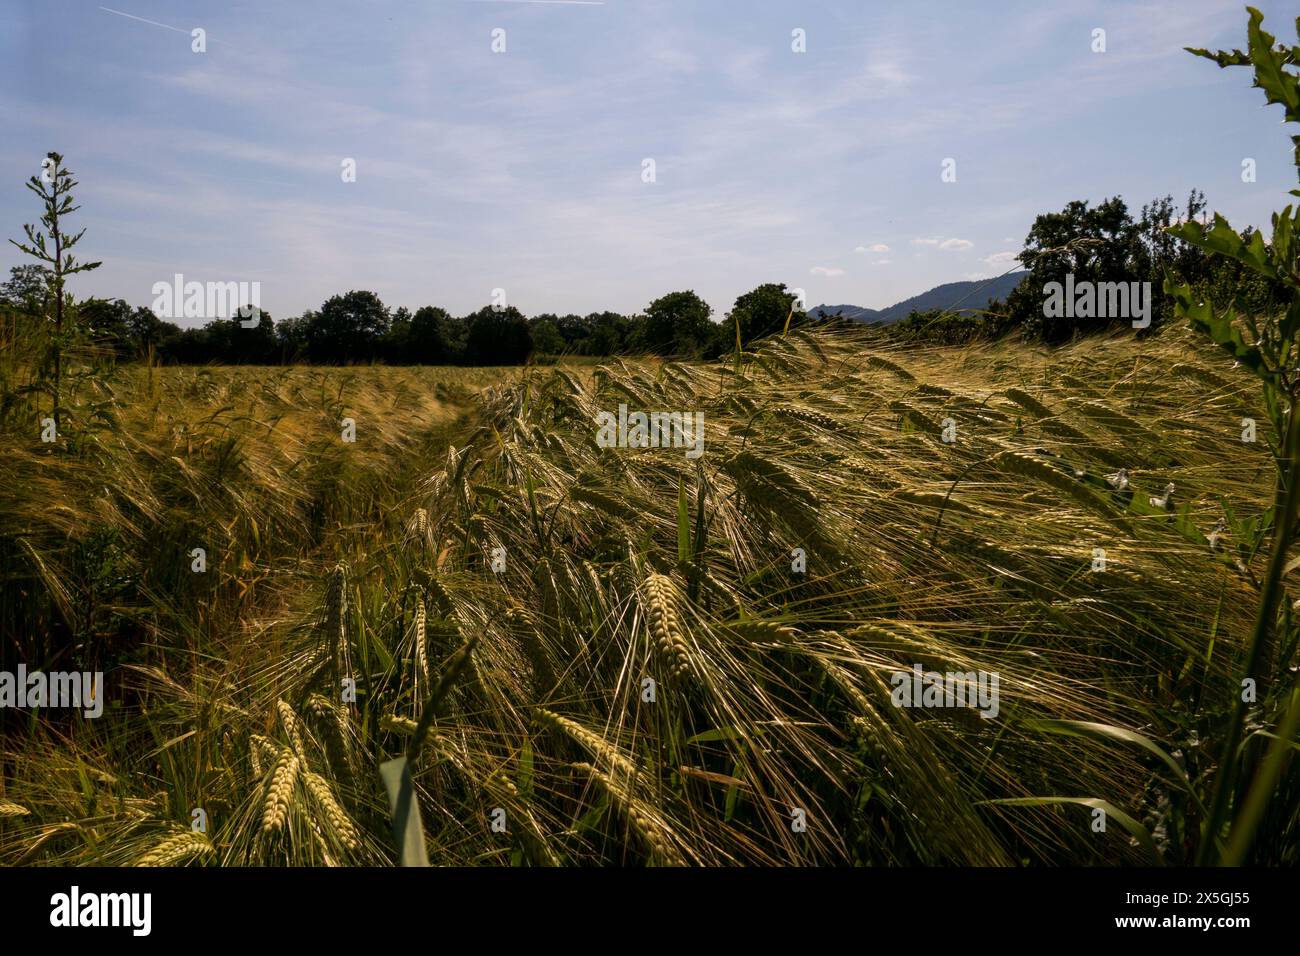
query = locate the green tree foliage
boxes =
[1004,196,1144,341]
[529,314,567,356]
[307,290,391,363]
[382,306,413,357]
[275,312,312,362]
[1000,191,1238,342]
[406,306,455,363]
[464,305,533,365]
[728,282,804,346]
[891,299,1017,344]
[635,290,713,356]
[76,298,133,353]
[583,311,632,355]
[125,302,166,352]
[0,264,51,311]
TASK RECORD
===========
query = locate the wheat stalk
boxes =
[306,693,355,781]
[644,573,690,678]
[302,771,359,851]
[1003,387,1054,420]
[327,562,350,681]
[381,713,420,736]
[250,734,282,778]
[772,405,839,430]
[135,831,214,867]
[261,751,300,834]
[276,699,310,766]
[573,762,686,867]
[866,354,916,381]
[413,595,429,685]
[536,708,638,781]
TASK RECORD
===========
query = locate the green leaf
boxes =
[1243,729,1300,755]
[1167,214,1278,280]
[1245,6,1300,122]
[379,757,430,867]
[1282,293,1300,345]
[685,726,746,744]
[724,760,742,822]
[518,739,534,799]
[573,799,609,835]
[1164,278,1270,379]
[1025,719,1195,797]
[1185,45,1251,67]
[1271,206,1297,285]
[982,796,1163,863]
[367,623,394,672]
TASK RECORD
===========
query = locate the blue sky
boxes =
[0,0,1295,324]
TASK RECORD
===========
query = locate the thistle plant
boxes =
[7,152,101,433]
[1163,7,1300,865]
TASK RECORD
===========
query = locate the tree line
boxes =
[5,154,1294,365]
[0,267,812,365]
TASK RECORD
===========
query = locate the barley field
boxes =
[0,325,1296,866]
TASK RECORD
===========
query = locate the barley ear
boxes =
[262,752,300,834]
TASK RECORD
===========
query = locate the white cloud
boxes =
[914,237,971,251]
[810,266,845,277]
[872,259,891,266]
[982,250,1019,266]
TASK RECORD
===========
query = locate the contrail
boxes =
[98,6,189,33]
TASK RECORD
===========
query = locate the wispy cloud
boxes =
[0,0,1280,319]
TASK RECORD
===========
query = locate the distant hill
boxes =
[809,271,1029,324]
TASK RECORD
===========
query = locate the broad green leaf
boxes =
[982,796,1163,864]
[1164,278,1270,378]
[1246,6,1300,121]
[379,757,429,867]
[1026,718,1198,801]
[1243,729,1300,755]
[1167,215,1278,280]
